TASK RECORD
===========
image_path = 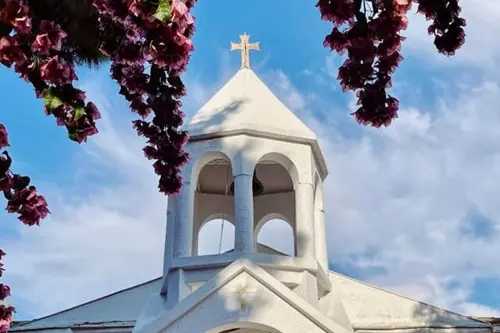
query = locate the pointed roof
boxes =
[185,68,316,141]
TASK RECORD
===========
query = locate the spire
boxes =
[230,32,260,69]
[184,32,327,177]
[185,67,317,141]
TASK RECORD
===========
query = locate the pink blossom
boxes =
[0,125,9,149]
[39,56,78,85]
[0,285,10,300]
[0,36,27,67]
[31,21,68,54]
[0,0,32,34]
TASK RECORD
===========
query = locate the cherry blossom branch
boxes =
[93,0,194,194]
[0,1,195,329]
[0,0,103,330]
[0,124,49,331]
[317,0,466,127]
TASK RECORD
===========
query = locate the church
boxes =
[10,34,498,333]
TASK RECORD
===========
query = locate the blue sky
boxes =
[1,0,500,321]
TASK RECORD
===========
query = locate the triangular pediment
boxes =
[134,259,352,333]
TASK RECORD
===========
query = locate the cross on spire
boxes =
[230,33,260,69]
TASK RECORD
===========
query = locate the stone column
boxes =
[315,208,329,270]
[295,182,315,259]
[234,174,255,252]
[163,197,176,275]
[173,181,195,257]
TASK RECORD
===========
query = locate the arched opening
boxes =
[253,152,298,256]
[197,218,235,255]
[256,218,294,256]
[193,152,235,256]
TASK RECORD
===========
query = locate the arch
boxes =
[254,213,290,237]
[197,217,235,255]
[200,213,235,229]
[255,214,295,256]
[254,152,299,186]
[190,150,232,185]
[192,151,235,256]
[206,322,283,333]
[251,152,297,257]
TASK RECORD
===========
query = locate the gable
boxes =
[329,272,490,330]
[11,278,162,331]
[135,260,350,333]
[162,271,328,332]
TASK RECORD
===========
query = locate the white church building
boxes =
[10,34,497,333]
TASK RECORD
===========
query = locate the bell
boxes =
[228,169,264,197]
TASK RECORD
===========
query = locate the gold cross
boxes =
[229,282,257,312]
[230,33,260,69]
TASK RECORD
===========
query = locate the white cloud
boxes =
[460,303,500,318]
[404,0,500,70]
[266,69,500,315]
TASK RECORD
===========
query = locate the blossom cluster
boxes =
[416,0,466,56]
[0,0,196,331]
[0,1,85,328]
[0,124,49,331]
[317,0,466,127]
[0,250,13,332]
[93,0,194,194]
[1,0,101,143]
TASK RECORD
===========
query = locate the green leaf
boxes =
[68,133,78,142]
[43,88,63,113]
[153,0,172,23]
[73,106,86,120]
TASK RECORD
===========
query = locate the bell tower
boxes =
[132,34,354,333]
[158,33,332,314]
